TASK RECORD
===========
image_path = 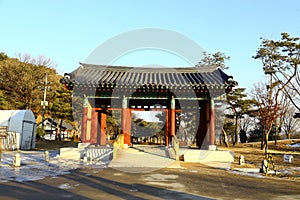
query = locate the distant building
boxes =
[38,118,77,140]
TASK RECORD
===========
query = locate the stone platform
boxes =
[182,148,234,163]
[59,143,113,162]
[58,144,234,172]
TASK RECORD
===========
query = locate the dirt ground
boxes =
[3,139,294,199]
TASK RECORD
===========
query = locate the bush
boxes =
[36,126,46,139]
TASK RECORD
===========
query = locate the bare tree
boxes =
[251,81,284,152]
[239,115,256,134]
[16,53,57,68]
[282,106,300,139]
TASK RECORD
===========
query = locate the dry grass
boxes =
[219,139,300,180]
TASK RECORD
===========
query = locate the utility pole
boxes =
[41,73,49,129]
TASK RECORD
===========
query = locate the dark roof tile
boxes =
[65,63,237,90]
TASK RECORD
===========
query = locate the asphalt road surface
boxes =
[0,163,299,200]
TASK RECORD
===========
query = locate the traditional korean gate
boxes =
[61,64,237,148]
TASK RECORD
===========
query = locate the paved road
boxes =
[0,162,299,200]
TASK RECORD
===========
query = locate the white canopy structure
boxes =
[0,110,36,150]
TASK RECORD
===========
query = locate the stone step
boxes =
[109,147,179,173]
[131,145,176,159]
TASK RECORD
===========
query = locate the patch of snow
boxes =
[230,167,298,178]
[146,181,185,188]
[143,174,179,182]
[287,143,300,148]
[0,150,108,182]
[58,183,72,190]
[230,170,265,178]
[233,168,260,173]
[272,195,300,200]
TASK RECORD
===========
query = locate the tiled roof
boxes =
[62,63,237,91]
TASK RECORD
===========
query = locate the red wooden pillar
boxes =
[166,96,176,146]
[81,97,88,143]
[125,109,131,145]
[196,101,206,148]
[122,96,131,146]
[170,96,176,137]
[210,99,215,145]
[100,113,107,145]
[206,101,210,144]
[165,109,169,146]
[90,108,98,144]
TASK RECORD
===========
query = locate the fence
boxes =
[0,126,17,150]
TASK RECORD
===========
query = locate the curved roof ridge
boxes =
[79,62,218,73]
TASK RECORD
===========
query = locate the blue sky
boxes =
[0,0,300,91]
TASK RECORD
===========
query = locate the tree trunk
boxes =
[233,116,238,146]
[265,133,269,154]
[274,127,277,146]
[222,128,229,147]
[262,127,271,153]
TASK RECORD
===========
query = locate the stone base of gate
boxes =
[182,149,234,163]
[59,147,84,159]
[59,144,113,161]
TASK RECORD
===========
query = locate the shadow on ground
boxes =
[0,169,212,200]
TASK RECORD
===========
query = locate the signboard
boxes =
[284,154,293,163]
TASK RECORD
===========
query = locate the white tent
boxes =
[0,110,36,150]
